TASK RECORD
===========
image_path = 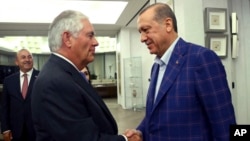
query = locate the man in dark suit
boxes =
[31,10,141,141]
[1,49,39,141]
[125,3,236,141]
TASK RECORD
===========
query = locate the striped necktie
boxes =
[22,73,28,99]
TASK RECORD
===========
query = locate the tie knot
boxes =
[23,73,27,77]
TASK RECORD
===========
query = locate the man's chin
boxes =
[87,57,95,63]
[149,50,156,55]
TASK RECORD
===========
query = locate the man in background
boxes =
[126,3,236,141]
[1,49,38,141]
[31,10,141,141]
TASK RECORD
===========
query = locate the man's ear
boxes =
[62,31,72,47]
[165,18,173,33]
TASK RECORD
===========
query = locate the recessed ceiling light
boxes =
[0,0,128,24]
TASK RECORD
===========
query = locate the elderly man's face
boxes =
[15,49,33,73]
[71,19,99,67]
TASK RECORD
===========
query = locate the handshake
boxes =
[123,129,143,141]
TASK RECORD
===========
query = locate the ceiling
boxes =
[0,0,149,37]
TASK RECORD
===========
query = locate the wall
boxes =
[229,0,250,124]
[202,0,232,95]
[116,29,132,108]
[0,52,15,66]
[202,0,250,124]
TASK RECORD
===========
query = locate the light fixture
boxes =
[0,0,128,24]
[0,36,116,54]
[0,0,127,53]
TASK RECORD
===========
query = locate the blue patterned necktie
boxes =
[146,63,160,112]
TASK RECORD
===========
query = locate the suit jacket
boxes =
[137,38,236,141]
[31,54,125,141]
[1,69,39,140]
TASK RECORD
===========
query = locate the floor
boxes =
[0,98,145,140]
[103,98,145,134]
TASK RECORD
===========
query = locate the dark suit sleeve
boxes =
[1,79,11,133]
[32,76,125,141]
[195,50,236,140]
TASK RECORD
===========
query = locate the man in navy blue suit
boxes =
[31,10,141,141]
[1,49,39,141]
[125,3,236,141]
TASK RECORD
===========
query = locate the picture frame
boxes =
[231,35,239,59]
[204,8,227,32]
[206,34,228,58]
[231,12,238,35]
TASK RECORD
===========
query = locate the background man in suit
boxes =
[31,10,141,141]
[1,49,38,141]
[125,3,236,141]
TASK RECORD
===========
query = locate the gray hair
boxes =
[48,10,88,52]
[140,3,178,33]
[16,48,32,58]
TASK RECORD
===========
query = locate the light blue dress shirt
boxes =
[154,37,180,102]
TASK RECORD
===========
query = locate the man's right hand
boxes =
[124,129,142,141]
[3,130,12,141]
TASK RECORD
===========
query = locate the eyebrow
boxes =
[86,31,95,36]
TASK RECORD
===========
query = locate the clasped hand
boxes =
[124,129,142,141]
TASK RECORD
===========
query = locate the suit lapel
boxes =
[71,68,118,129]
[25,70,39,99]
[146,63,159,114]
[152,38,187,110]
[74,73,115,118]
[13,73,23,100]
[52,55,117,128]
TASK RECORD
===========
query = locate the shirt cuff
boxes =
[3,130,11,134]
[121,134,128,141]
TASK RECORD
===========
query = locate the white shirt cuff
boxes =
[121,134,128,141]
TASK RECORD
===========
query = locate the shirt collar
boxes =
[53,52,79,71]
[20,68,33,77]
[155,37,180,66]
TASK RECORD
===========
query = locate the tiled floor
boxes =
[103,98,145,134]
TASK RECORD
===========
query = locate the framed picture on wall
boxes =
[204,8,227,32]
[205,34,228,58]
[232,35,239,59]
[231,12,238,35]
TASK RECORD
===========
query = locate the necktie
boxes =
[22,73,28,99]
[146,63,160,112]
[79,72,89,83]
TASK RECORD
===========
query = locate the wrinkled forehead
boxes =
[17,50,31,57]
[82,19,95,32]
[137,13,155,31]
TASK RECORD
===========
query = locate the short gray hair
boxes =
[48,10,88,52]
[140,3,178,33]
